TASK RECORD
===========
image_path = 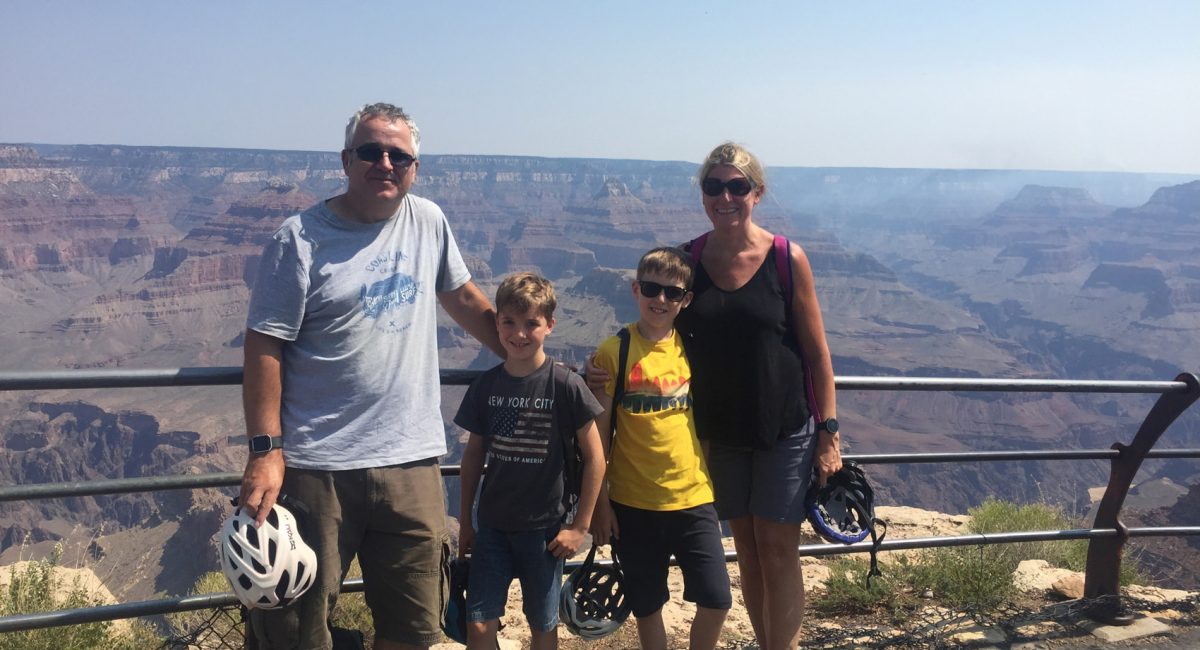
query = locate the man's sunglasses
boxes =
[701,177,755,197]
[637,280,689,302]
[351,143,416,168]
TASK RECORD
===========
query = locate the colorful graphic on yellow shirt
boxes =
[622,361,692,413]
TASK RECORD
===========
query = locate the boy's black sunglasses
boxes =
[637,280,688,302]
[701,177,755,197]
[351,143,416,168]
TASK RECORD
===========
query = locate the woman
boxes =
[590,142,842,649]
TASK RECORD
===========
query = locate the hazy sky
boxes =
[2,1,1197,173]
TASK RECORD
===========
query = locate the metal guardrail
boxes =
[2,526,1198,633]
[0,368,1197,633]
[2,368,1191,393]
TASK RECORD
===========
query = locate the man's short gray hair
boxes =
[344,103,421,157]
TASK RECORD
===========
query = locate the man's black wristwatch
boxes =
[816,418,840,435]
[248,434,283,454]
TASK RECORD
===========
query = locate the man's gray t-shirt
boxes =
[246,195,470,470]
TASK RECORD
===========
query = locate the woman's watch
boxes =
[816,418,840,435]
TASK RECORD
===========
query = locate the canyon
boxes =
[0,143,1197,600]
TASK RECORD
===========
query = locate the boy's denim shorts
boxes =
[467,525,564,632]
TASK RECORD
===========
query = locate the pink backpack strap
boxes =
[775,234,822,423]
[773,234,792,297]
[688,231,710,266]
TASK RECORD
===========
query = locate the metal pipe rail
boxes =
[1,526,1197,633]
[0,368,1192,394]
[5,449,1200,503]
[0,367,1197,633]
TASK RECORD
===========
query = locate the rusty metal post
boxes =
[1084,372,1200,623]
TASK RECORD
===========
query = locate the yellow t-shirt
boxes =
[596,324,714,511]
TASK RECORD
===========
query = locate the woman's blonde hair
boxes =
[697,141,766,194]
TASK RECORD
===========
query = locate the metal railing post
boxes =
[1084,372,1200,623]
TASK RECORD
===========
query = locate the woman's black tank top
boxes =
[676,244,809,449]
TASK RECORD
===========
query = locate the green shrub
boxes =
[814,557,915,618]
[0,544,159,650]
[908,546,1015,610]
[817,497,1146,614]
[968,497,1143,585]
[166,571,242,648]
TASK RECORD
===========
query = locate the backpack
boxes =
[687,232,822,425]
[561,329,630,522]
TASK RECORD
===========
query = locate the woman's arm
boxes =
[788,241,843,483]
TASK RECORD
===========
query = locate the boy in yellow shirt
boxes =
[590,247,730,650]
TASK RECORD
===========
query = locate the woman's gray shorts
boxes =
[706,421,817,523]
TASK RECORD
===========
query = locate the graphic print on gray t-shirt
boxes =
[488,395,553,465]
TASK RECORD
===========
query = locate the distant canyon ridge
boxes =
[0,143,1197,600]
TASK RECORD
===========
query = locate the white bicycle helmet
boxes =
[220,502,317,609]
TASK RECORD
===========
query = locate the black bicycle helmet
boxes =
[442,557,470,644]
[559,545,631,640]
[806,461,887,582]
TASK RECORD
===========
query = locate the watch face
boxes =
[249,435,275,453]
[821,418,839,434]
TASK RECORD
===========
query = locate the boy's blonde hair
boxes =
[495,272,557,321]
[637,247,695,289]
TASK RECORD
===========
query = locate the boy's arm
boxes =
[457,432,486,558]
[548,420,606,559]
[589,392,619,545]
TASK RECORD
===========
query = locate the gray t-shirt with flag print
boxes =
[455,359,603,531]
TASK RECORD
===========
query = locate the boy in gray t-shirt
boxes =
[455,273,605,650]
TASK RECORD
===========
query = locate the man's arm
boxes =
[438,280,505,358]
[239,329,286,526]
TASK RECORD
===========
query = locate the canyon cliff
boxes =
[1,143,1198,599]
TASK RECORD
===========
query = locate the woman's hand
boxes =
[813,431,843,486]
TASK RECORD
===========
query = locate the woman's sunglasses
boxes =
[701,177,755,197]
[637,280,689,302]
[352,143,416,168]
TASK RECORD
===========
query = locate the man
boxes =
[239,103,503,650]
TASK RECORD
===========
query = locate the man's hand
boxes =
[589,499,618,546]
[547,526,588,559]
[239,451,284,526]
[458,522,475,559]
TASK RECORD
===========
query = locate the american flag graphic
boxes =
[488,405,553,463]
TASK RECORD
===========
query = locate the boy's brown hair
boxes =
[636,247,695,289]
[495,272,557,321]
